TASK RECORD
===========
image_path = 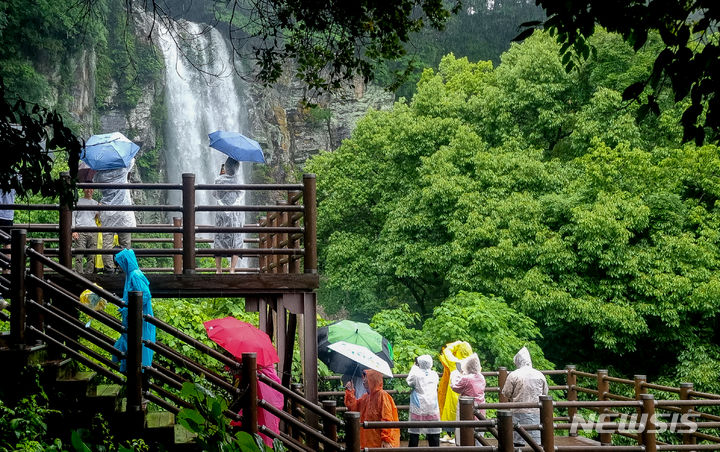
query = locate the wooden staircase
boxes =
[0,345,199,450]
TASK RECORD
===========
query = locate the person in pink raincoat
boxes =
[230,364,284,447]
[450,353,486,443]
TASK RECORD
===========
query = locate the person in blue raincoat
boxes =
[112,248,156,372]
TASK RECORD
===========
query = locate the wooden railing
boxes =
[2,229,332,451]
[317,367,720,451]
[0,173,317,275]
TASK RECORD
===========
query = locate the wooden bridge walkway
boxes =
[2,175,720,451]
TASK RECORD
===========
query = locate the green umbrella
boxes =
[318,320,394,375]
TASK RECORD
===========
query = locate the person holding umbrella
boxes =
[345,369,400,448]
[212,157,243,273]
[82,132,140,273]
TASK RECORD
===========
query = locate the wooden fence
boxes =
[0,173,317,275]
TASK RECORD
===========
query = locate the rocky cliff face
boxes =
[64,14,394,193]
[248,74,394,182]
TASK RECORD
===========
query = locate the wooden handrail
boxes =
[257,372,343,426]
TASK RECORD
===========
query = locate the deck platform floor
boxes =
[402,435,600,447]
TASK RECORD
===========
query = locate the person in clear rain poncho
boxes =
[93,160,136,272]
[213,157,243,273]
[501,347,549,447]
[450,353,486,443]
[112,248,156,373]
[406,355,442,447]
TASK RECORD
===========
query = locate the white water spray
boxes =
[156,20,250,265]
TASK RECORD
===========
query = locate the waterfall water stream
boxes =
[156,20,249,265]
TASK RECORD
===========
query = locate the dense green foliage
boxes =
[307,30,720,388]
[177,382,286,452]
[528,0,719,145]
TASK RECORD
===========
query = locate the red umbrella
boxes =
[204,317,279,367]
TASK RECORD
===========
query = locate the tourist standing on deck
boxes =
[345,369,400,448]
[72,188,100,273]
[213,157,243,274]
[450,353,486,443]
[112,248,155,372]
[501,347,548,447]
[94,160,136,272]
[407,355,442,447]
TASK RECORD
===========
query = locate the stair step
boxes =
[56,370,96,383]
[147,411,175,428]
[92,384,123,398]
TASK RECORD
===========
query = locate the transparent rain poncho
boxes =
[501,347,549,413]
[212,172,243,250]
[93,166,136,228]
[406,354,441,434]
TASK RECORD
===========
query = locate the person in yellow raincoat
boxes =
[438,341,473,423]
[344,369,400,448]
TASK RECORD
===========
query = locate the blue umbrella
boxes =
[81,132,140,170]
[208,131,265,163]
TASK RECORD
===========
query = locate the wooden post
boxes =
[10,229,27,347]
[258,217,268,273]
[28,240,44,334]
[566,365,578,436]
[181,173,196,274]
[59,202,72,268]
[126,291,145,432]
[278,200,289,273]
[276,302,287,379]
[343,411,361,452]
[241,352,259,435]
[597,369,611,445]
[290,383,303,441]
[634,373,648,443]
[640,394,657,452]
[172,217,182,274]
[282,313,297,388]
[679,383,696,446]
[288,191,301,273]
[498,367,509,402]
[322,400,338,452]
[540,395,555,452]
[303,292,319,449]
[270,211,279,273]
[634,375,647,400]
[459,396,475,446]
[302,174,317,274]
[497,410,515,452]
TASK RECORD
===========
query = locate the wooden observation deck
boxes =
[1,173,321,401]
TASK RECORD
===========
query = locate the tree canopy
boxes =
[528,0,719,145]
[306,30,720,387]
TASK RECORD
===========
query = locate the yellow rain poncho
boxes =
[438,341,472,421]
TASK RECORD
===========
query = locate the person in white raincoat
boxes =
[213,157,243,273]
[406,354,442,447]
[501,347,549,446]
[94,160,136,272]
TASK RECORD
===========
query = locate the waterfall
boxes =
[156,20,250,265]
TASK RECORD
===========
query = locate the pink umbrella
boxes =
[203,317,279,367]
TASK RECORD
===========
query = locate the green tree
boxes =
[308,30,720,386]
[526,0,720,145]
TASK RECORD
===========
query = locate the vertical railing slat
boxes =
[302,174,317,274]
[181,173,196,273]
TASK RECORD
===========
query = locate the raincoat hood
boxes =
[459,353,482,374]
[417,355,433,370]
[514,347,532,368]
[115,248,139,274]
[365,369,384,393]
[115,248,149,303]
